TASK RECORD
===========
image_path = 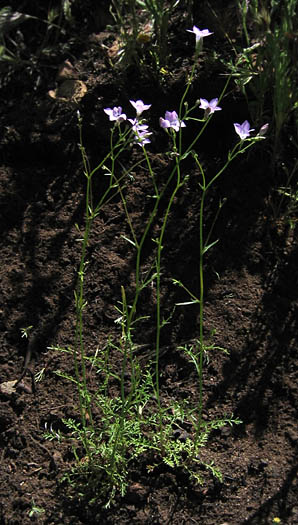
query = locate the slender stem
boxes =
[206,138,258,192]
[154,135,182,445]
[125,147,180,331]
[73,178,93,455]
[192,136,259,442]
[241,0,250,47]
[196,158,206,439]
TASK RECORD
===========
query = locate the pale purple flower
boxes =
[199,98,222,117]
[234,120,255,140]
[128,118,152,147]
[134,131,152,147]
[186,26,213,44]
[128,118,149,132]
[104,106,127,123]
[159,111,186,132]
[129,99,151,116]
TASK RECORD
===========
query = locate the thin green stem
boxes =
[206,137,259,192]
[154,131,188,447]
[195,158,206,439]
[191,136,259,442]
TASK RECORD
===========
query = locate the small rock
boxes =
[48,80,87,103]
[56,59,78,81]
[0,380,18,396]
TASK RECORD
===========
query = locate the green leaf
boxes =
[202,238,219,254]
[120,235,136,247]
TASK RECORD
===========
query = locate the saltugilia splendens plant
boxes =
[62,24,270,505]
[233,120,269,141]
[128,119,152,147]
[103,106,127,123]
[199,98,222,119]
[129,99,152,116]
[233,120,255,140]
[159,110,186,132]
[186,25,213,44]
[104,99,152,148]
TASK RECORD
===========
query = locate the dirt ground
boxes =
[0,2,297,524]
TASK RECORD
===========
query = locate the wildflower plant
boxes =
[159,111,186,132]
[129,99,151,115]
[199,98,222,119]
[234,120,255,140]
[50,24,268,505]
[103,106,127,123]
[187,25,213,52]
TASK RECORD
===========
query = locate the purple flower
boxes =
[104,106,127,123]
[234,120,255,140]
[186,26,213,44]
[134,131,152,147]
[159,111,186,132]
[128,118,152,147]
[128,119,148,132]
[199,98,222,117]
[129,99,151,116]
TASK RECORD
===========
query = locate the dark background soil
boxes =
[0,1,297,523]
